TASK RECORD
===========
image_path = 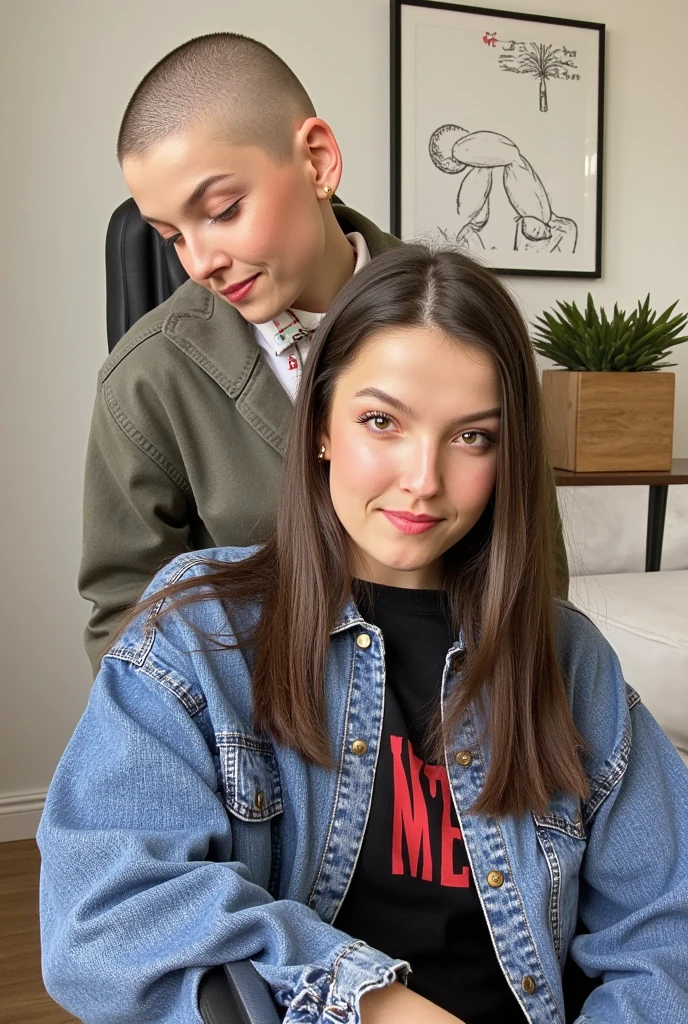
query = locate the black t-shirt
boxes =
[335,583,524,1024]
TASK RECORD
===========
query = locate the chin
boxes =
[372,545,440,576]
[247,297,293,325]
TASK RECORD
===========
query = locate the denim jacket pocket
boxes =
[533,797,587,963]
[217,733,284,822]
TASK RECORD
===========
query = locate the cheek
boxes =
[328,426,395,503]
[228,201,284,264]
[209,176,314,267]
[258,176,322,267]
[448,455,497,512]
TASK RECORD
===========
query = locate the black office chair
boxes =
[106,197,190,351]
[198,963,283,1024]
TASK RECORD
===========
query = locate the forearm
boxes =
[361,983,465,1024]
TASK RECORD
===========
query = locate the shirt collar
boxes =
[258,309,320,357]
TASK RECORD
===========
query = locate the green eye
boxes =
[358,411,397,432]
[462,431,479,444]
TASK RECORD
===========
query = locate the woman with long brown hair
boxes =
[38,247,688,1024]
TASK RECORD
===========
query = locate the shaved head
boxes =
[118,33,317,165]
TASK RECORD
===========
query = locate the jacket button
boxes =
[522,975,537,995]
[351,739,368,756]
[356,633,372,649]
[487,870,504,888]
[455,750,472,767]
[254,791,265,811]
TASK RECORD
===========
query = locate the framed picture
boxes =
[390,1,605,277]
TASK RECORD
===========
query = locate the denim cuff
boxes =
[278,940,410,1023]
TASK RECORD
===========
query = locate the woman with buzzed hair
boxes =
[79,33,570,673]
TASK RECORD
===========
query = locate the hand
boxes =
[360,983,466,1024]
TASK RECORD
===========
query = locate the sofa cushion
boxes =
[568,571,688,765]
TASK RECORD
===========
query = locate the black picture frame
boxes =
[390,0,605,277]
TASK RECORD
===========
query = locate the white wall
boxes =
[1,0,687,839]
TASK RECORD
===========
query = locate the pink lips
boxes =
[380,510,443,535]
[221,273,260,304]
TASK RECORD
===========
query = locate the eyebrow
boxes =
[181,174,235,215]
[140,173,236,225]
[353,387,501,426]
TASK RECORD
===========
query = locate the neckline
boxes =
[354,580,449,615]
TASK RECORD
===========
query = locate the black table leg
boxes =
[646,485,669,572]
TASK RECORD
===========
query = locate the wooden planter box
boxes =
[541,370,675,472]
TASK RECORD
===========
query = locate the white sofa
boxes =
[559,485,688,766]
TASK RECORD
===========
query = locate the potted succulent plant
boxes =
[532,295,688,472]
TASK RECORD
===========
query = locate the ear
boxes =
[295,117,343,199]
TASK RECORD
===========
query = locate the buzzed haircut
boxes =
[117,33,316,164]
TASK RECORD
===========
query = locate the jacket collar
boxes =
[331,600,367,634]
[162,285,292,457]
[331,597,466,653]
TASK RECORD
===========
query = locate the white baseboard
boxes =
[0,791,47,842]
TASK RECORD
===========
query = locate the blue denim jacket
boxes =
[38,549,688,1024]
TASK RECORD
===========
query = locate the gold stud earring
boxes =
[317,445,326,461]
[323,185,334,200]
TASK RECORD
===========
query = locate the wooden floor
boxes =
[0,840,77,1023]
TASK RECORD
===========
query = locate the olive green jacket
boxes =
[80,204,568,672]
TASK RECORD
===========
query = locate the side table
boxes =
[554,459,688,572]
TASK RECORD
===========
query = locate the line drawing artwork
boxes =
[483,32,580,112]
[428,124,578,256]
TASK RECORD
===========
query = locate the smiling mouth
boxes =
[221,274,260,303]
[380,510,444,535]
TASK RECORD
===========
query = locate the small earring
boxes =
[323,185,334,200]
[317,445,326,461]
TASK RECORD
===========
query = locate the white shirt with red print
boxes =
[250,232,371,400]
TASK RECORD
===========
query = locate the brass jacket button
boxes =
[356,633,372,649]
[455,750,472,767]
[487,870,504,888]
[351,739,368,755]
[522,975,537,995]
[254,791,265,811]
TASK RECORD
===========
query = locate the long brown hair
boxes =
[115,246,587,816]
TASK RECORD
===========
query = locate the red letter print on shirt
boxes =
[391,735,432,880]
[391,736,471,888]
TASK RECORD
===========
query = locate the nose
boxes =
[181,236,230,283]
[398,439,442,499]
